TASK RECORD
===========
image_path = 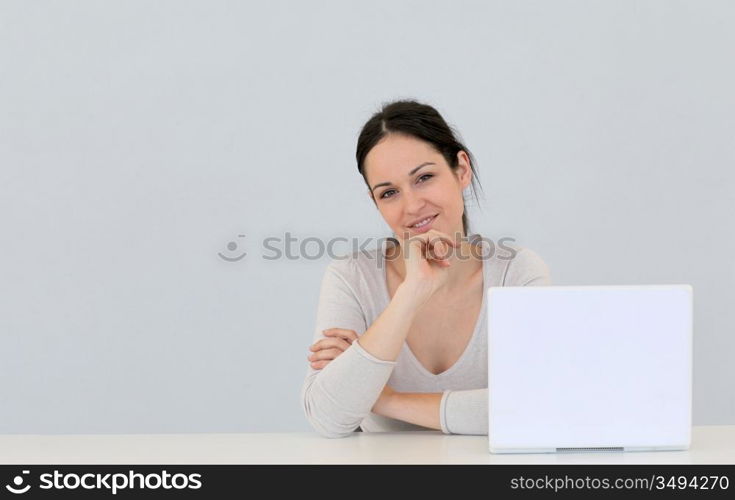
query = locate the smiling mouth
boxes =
[407,214,437,229]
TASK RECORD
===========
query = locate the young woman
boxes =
[300,100,551,438]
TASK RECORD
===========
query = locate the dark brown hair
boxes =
[356,99,483,236]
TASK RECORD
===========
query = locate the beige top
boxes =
[300,234,552,438]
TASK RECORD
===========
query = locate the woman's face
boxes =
[364,133,472,242]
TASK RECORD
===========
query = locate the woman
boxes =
[300,99,551,438]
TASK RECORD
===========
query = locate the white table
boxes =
[0,425,733,464]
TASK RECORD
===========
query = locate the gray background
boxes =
[1,0,732,434]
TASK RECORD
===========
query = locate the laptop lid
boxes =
[487,285,692,454]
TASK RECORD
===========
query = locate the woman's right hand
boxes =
[398,229,462,308]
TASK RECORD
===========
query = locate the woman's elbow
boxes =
[302,407,360,438]
[301,394,361,438]
[312,423,358,439]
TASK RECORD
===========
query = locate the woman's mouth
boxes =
[407,214,437,233]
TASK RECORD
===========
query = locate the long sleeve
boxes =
[439,246,552,435]
[439,388,488,435]
[300,258,397,438]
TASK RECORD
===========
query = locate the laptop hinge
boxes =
[556,446,624,452]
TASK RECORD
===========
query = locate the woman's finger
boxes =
[308,347,342,361]
[414,229,461,249]
[407,234,453,264]
[427,239,450,261]
[322,328,358,344]
[310,337,350,352]
[430,229,462,247]
[310,360,330,370]
[408,231,460,255]
[310,338,349,351]
[426,232,462,260]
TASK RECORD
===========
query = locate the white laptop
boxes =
[486,285,692,454]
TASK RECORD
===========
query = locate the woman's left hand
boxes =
[307,328,357,370]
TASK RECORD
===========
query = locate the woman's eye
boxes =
[380,175,433,199]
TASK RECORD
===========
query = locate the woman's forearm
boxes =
[376,391,443,430]
[357,283,422,362]
[375,388,490,435]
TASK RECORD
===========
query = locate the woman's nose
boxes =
[403,189,427,212]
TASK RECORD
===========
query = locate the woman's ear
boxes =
[456,151,472,189]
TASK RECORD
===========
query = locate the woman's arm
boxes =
[373,388,443,430]
[301,260,425,438]
[372,247,553,434]
[374,388,488,434]
[302,232,463,437]
[355,283,425,361]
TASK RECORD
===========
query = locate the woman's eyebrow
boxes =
[371,162,435,192]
